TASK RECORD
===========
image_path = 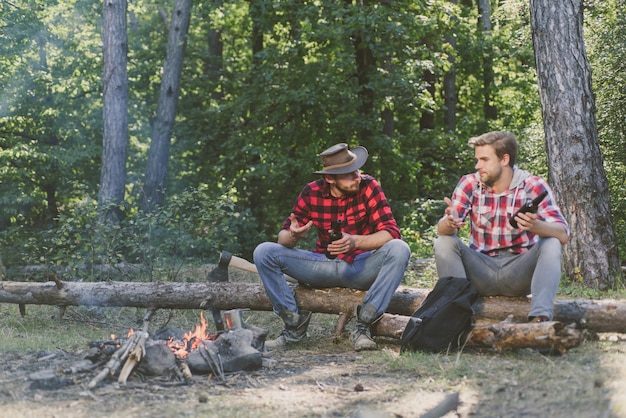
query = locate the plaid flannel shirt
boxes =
[451,170,569,256]
[282,174,401,263]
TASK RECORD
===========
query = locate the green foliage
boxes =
[0,0,624,277]
[0,186,264,280]
[586,0,626,264]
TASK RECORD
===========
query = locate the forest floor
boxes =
[1,311,626,418]
[2,265,626,417]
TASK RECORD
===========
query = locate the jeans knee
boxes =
[386,239,411,263]
[253,241,278,264]
[538,237,562,259]
[434,235,458,257]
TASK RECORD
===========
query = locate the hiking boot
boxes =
[352,321,378,351]
[264,310,312,351]
[528,315,549,323]
[351,304,382,352]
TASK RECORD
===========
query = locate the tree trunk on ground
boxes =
[142,0,193,212]
[2,280,626,333]
[379,315,582,354]
[530,0,622,289]
[99,0,129,223]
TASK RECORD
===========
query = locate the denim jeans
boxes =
[433,235,562,319]
[253,239,411,318]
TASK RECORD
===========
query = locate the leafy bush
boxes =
[0,186,264,281]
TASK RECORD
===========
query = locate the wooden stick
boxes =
[88,309,156,388]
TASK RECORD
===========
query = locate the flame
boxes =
[166,311,215,359]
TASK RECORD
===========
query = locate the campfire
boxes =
[86,308,268,389]
[165,311,217,358]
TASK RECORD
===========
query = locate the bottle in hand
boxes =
[509,190,548,228]
[325,220,343,259]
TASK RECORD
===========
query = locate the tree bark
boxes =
[378,315,582,354]
[99,0,129,223]
[2,280,626,333]
[349,0,376,143]
[443,0,457,132]
[142,0,193,212]
[477,0,497,121]
[530,0,622,289]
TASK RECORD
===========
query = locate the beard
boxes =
[334,183,359,197]
[481,167,502,188]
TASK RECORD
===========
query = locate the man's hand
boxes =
[278,213,313,248]
[288,213,313,238]
[512,211,538,231]
[325,233,355,257]
[512,212,569,245]
[437,197,466,235]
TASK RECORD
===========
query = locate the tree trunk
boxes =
[443,20,457,132]
[2,280,626,333]
[99,0,129,223]
[248,0,264,66]
[379,315,582,354]
[530,0,622,289]
[206,0,224,101]
[142,0,193,212]
[349,0,376,143]
[477,0,497,121]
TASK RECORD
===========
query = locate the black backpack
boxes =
[401,277,479,353]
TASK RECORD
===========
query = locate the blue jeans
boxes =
[253,239,411,318]
[433,235,563,319]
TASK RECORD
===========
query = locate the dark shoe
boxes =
[265,310,312,351]
[351,304,382,352]
[528,315,549,323]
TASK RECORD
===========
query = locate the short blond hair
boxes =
[468,131,517,166]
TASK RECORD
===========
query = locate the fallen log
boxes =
[1,280,626,333]
[374,314,582,354]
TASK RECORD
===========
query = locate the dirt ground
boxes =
[1,314,625,418]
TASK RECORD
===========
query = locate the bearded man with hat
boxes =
[253,143,411,351]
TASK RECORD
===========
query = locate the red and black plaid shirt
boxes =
[282,174,401,263]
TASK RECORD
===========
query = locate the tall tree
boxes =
[349,0,376,142]
[530,0,621,289]
[477,0,496,121]
[99,0,129,223]
[142,0,193,212]
[443,0,458,131]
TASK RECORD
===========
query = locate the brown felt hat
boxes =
[313,143,368,175]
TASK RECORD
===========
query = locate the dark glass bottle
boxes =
[509,190,548,228]
[325,220,343,259]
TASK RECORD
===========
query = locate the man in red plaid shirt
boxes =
[254,143,410,351]
[435,131,569,322]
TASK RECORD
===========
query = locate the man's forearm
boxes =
[532,221,569,245]
[352,230,394,251]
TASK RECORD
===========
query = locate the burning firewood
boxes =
[87,308,268,388]
[88,309,156,389]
